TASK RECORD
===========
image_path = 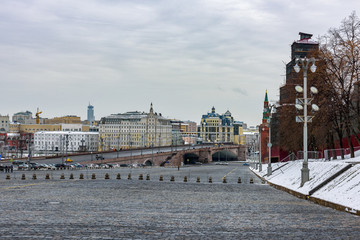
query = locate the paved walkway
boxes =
[1,164,359,239]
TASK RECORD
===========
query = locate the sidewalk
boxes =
[250,160,360,215]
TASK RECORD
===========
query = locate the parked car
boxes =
[65,158,73,162]
[18,164,29,170]
[106,163,114,168]
[55,163,66,169]
[12,160,24,165]
[29,163,40,170]
[46,164,56,170]
[215,162,228,165]
[96,154,105,160]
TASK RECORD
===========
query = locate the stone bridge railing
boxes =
[83,145,247,167]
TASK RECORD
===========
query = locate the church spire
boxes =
[150,102,154,114]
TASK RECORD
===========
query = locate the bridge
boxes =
[85,144,247,167]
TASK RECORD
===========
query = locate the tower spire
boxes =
[263,90,269,121]
[264,90,268,102]
[150,102,154,114]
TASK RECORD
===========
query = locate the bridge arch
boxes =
[144,159,154,166]
[212,150,237,161]
[183,153,199,165]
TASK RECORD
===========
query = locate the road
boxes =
[1,162,359,239]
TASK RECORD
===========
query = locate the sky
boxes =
[1,0,359,126]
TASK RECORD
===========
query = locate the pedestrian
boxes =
[11,165,13,173]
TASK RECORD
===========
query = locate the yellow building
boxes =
[9,123,61,134]
[45,116,81,124]
[233,122,245,145]
[199,107,234,143]
[9,123,90,134]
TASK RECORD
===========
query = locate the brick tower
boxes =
[259,91,270,164]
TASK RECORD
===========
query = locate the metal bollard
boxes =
[146,174,150,180]
[21,174,26,180]
[91,173,96,179]
[116,173,121,179]
[196,177,200,183]
[170,176,175,182]
[60,173,65,179]
[128,173,132,180]
[6,174,10,180]
[208,176,212,183]
[32,174,37,180]
[139,174,143,180]
[159,175,163,181]
[69,173,74,179]
[105,173,110,179]
[238,177,242,184]
[79,173,84,179]
[250,178,254,184]
[45,173,50,180]
[222,177,227,183]
[184,176,188,182]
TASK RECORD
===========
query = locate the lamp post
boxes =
[259,129,262,171]
[293,57,318,186]
[267,104,275,176]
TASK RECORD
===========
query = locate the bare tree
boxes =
[318,12,360,158]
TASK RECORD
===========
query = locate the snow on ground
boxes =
[251,157,360,211]
[312,164,360,210]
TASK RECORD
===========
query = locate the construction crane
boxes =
[35,108,42,124]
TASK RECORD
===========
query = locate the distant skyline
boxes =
[1,0,359,126]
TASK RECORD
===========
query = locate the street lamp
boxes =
[267,104,275,176]
[294,57,318,186]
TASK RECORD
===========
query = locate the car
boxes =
[46,164,56,170]
[55,163,66,169]
[74,163,83,168]
[106,163,114,168]
[120,164,129,167]
[29,163,40,170]
[215,162,228,165]
[96,155,104,160]
[12,160,24,165]
[65,158,73,162]
[243,162,250,166]
[18,164,29,170]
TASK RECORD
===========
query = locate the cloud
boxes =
[1,0,360,125]
[233,88,248,96]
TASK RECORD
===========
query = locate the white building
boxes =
[99,103,172,150]
[34,131,99,152]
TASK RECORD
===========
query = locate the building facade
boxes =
[199,107,234,143]
[12,111,32,124]
[233,121,245,145]
[87,104,95,126]
[45,116,81,124]
[34,131,99,152]
[99,104,172,151]
[0,115,10,133]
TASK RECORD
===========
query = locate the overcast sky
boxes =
[1,0,359,126]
